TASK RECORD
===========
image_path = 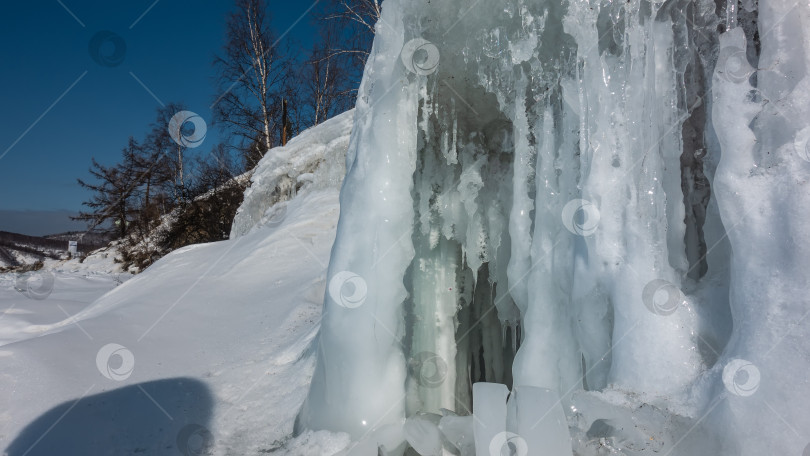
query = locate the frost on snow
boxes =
[297,0,810,455]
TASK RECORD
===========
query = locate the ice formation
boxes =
[231,110,354,238]
[296,0,810,454]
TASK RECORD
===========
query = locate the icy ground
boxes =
[1,112,356,456]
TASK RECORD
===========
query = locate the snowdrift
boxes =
[1,114,355,455]
[231,110,354,238]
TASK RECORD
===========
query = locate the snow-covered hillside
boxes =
[231,110,353,239]
[1,114,355,455]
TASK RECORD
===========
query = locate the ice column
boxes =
[710,2,810,453]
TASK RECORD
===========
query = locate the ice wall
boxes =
[709,1,810,454]
[295,0,810,454]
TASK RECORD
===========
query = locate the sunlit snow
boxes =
[4,0,810,455]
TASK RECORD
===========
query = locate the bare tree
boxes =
[239,134,267,172]
[122,134,175,242]
[302,21,355,125]
[213,0,292,155]
[320,0,382,78]
[73,153,138,239]
[143,102,191,204]
[193,143,240,197]
[163,144,247,249]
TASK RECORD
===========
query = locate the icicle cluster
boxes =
[297,0,810,455]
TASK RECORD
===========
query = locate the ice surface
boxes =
[402,412,443,455]
[472,383,572,456]
[511,386,572,456]
[438,413,475,455]
[708,7,810,453]
[299,0,810,454]
[472,383,508,456]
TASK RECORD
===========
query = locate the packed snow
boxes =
[231,110,353,239]
[1,115,356,455]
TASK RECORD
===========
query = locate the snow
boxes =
[231,110,354,239]
[0,272,123,347]
[5,0,810,454]
[0,246,129,345]
[1,190,351,455]
[1,112,355,454]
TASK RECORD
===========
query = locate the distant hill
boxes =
[44,231,112,245]
[0,230,110,269]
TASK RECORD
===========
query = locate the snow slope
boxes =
[1,114,356,455]
[0,245,131,347]
[0,273,124,347]
[232,110,354,239]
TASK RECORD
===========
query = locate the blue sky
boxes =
[0,1,321,230]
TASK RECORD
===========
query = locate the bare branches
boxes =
[327,0,381,35]
[318,0,382,84]
[300,20,355,125]
[73,146,140,239]
[213,0,292,156]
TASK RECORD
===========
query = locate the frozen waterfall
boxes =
[296,0,810,454]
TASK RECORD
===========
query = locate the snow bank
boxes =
[1,190,345,455]
[230,110,354,238]
[1,114,362,454]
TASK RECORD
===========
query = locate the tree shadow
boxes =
[5,377,214,456]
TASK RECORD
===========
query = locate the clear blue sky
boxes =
[0,0,321,219]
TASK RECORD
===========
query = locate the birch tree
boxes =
[213,0,291,155]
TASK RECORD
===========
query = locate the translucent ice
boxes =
[296,0,810,454]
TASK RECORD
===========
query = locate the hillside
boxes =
[0,231,109,270]
[0,111,355,455]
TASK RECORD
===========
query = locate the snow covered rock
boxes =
[230,110,354,238]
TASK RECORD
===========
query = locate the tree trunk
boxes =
[282,98,289,146]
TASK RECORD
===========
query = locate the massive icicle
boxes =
[296,0,810,454]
